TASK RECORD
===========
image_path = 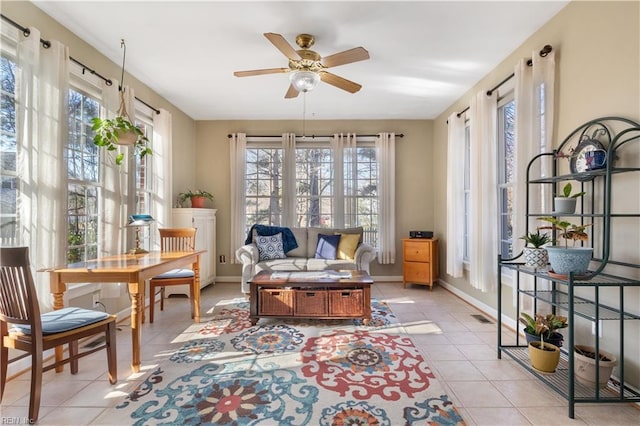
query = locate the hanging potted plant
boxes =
[554,182,585,214]
[90,40,152,165]
[519,231,551,268]
[519,312,567,348]
[178,190,214,208]
[538,217,593,277]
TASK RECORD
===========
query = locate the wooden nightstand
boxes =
[402,238,439,290]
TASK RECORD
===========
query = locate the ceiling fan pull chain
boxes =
[302,91,307,139]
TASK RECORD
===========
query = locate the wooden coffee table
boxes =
[248,270,374,325]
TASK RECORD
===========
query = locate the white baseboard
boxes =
[437,277,518,331]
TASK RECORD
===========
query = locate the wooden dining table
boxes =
[48,250,204,373]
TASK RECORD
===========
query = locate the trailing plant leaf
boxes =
[91,116,151,165]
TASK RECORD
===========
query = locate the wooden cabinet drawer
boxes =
[294,290,328,316]
[259,289,293,315]
[404,241,431,262]
[329,289,364,317]
[403,262,432,283]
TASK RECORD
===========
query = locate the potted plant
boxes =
[91,113,152,165]
[521,312,564,373]
[574,344,617,389]
[178,190,214,208]
[538,217,593,276]
[554,182,585,214]
[91,40,152,165]
[519,312,567,348]
[519,231,551,268]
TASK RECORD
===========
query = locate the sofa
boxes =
[235,226,377,293]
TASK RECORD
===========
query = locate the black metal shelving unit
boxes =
[497,117,640,418]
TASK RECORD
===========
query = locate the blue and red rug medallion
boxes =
[97,298,465,425]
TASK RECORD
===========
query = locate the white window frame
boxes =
[242,135,380,248]
[0,38,19,247]
[497,93,516,260]
[463,123,471,265]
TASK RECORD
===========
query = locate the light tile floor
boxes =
[2,282,638,425]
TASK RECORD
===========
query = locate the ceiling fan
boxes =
[233,33,370,98]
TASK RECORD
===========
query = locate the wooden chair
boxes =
[148,228,197,323]
[0,247,117,423]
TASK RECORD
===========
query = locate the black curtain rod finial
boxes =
[455,44,553,117]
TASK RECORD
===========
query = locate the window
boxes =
[133,115,154,250]
[66,88,101,263]
[243,137,380,247]
[295,146,333,227]
[0,52,17,246]
[463,125,470,262]
[350,146,378,246]
[245,145,283,227]
[497,96,516,258]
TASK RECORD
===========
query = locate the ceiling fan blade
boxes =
[320,72,362,94]
[264,32,301,60]
[285,84,300,99]
[233,68,289,77]
[322,47,370,68]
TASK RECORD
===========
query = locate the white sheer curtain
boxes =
[513,48,556,306]
[469,91,498,292]
[152,108,173,233]
[281,133,296,226]
[229,133,247,263]
[331,133,357,228]
[446,113,466,278]
[513,48,556,252]
[101,80,125,256]
[375,132,396,264]
[15,28,69,311]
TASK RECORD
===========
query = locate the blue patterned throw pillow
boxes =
[256,232,286,261]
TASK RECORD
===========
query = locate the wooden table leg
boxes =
[128,281,142,373]
[249,280,258,325]
[193,255,201,323]
[363,284,372,326]
[49,272,66,373]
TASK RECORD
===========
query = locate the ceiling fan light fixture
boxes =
[290,70,320,93]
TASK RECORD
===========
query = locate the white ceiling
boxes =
[33,1,568,120]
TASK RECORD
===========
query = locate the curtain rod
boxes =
[227,133,405,139]
[454,44,553,118]
[1,13,160,115]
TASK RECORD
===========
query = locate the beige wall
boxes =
[433,0,639,383]
[194,119,434,279]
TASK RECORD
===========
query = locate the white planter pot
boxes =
[116,129,138,145]
[545,246,593,275]
[523,247,549,268]
[574,345,617,389]
[554,197,577,214]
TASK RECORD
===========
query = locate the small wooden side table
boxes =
[402,238,439,290]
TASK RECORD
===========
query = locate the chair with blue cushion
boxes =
[148,228,197,323]
[0,246,117,423]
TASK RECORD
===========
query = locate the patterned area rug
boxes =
[95,299,466,425]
